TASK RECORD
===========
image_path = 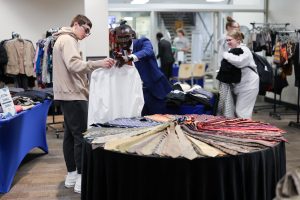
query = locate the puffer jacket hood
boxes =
[53,27,78,41]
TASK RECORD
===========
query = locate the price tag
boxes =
[0,87,16,116]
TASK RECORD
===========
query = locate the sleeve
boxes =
[222,46,252,68]
[133,39,155,61]
[28,41,35,64]
[0,43,8,66]
[60,35,96,74]
[130,54,139,62]
[156,42,162,59]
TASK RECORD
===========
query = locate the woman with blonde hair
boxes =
[217,16,240,66]
[219,30,259,119]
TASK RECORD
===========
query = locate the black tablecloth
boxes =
[82,141,286,200]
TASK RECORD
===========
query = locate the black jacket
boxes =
[0,43,8,81]
[216,48,243,84]
[157,38,175,64]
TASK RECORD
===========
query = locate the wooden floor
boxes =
[0,118,80,200]
[1,103,300,199]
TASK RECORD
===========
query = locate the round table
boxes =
[81,140,286,200]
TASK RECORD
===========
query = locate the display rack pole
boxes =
[47,101,64,138]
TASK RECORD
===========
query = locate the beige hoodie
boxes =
[52,27,97,101]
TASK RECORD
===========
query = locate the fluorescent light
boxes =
[123,17,133,21]
[206,0,224,2]
[130,0,149,4]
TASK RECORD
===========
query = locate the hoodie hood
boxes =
[53,27,78,41]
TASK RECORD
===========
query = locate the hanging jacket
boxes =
[293,43,300,86]
[0,43,8,80]
[4,38,35,77]
[216,48,244,84]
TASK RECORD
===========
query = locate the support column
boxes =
[212,11,219,89]
[84,0,109,58]
[264,0,269,23]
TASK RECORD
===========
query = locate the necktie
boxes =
[161,123,182,158]
[186,135,225,157]
[137,132,167,156]
[175,125,198,160]
[128,132,164,155]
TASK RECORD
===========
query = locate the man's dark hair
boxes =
[156,32,163,40]
[70,14,92,28]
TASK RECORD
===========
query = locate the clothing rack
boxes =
[46,27,59,37]
[276,30,296,33]
[11,32,20,39]
[37,28,64,138]
[288,29,300,128]
[269,29,298,119]
[289,86,300,128]
[250,22,290,29]
[47,101,64,138]
[269,65,286,120]
[251,23,290,114]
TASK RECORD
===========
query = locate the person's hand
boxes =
[101,58,115,68]
[113,51,125,67]
[114,54,133,68]
[92,58,115,69]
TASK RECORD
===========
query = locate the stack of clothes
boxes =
[0,88,53,119]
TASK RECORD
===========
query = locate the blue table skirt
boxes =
[166,104,205,115]
[0,100,52,193]
[166,95,216,115]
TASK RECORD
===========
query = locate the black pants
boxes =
[59,100,88,174]
[161,61,174,80]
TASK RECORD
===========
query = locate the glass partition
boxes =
[109,11,151,39]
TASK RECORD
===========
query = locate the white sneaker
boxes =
[74,174,81,194]
[65,171,78,188]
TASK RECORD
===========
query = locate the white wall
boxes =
[266,0,300,105]
[0,0,84,44]
[268,0,300,27]
[233,12,264,30]
[0,0,109,59]
[232,0,264,33]
[233,0,264,8]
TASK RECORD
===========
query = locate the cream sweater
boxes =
[52,27,98,101]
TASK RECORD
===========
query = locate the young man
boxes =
[52,14,114,194]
